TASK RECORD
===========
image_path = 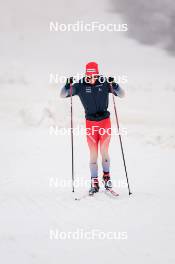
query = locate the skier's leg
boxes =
[99,118,111,174]
[89,145,98,178]
[99,118,113,189]
[100,134,112,189]
[86,120,99,178]
[86,120,100,194]
[100,136,111,173]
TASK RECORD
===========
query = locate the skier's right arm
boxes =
[60,78,79,98]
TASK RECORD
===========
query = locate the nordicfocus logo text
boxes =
[50,21,128,32]
[49,125,127,137]
[49,73,128,84]
[50,229,128,240]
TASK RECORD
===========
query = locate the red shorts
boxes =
[86,117,111,151]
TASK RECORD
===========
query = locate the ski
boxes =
[104,188,119,198]
[74,189,119,201]
[74,192,97,201]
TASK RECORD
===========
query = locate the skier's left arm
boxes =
[108,78,125,98]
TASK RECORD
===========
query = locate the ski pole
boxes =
[110,83,132,195]
[70,82,75,192]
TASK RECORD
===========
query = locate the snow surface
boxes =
[0,0,175,263]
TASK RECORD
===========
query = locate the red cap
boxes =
[85,62,99,76]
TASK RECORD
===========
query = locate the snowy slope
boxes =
[0,0,175,263]
[0,126,175,264]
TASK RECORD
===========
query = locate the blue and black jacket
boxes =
[60,77,124,121]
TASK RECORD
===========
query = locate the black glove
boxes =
[66,77,74,84]
[108,77,115,83]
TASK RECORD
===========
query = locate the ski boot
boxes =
[89,177,99,196]
[102,172,112,190]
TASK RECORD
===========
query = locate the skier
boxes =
[60,62,125,195]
